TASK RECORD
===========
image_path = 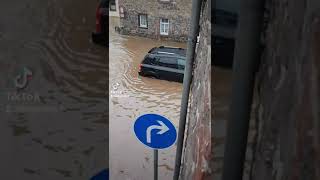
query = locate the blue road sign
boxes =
[90,169,108,180]
[134,114,177,149]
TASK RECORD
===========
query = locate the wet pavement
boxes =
[0,0,107,179]
[109,17,186,180]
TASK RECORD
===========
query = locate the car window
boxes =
[144,55,157,65]
[158,56,178,69]
[177,58,185,70]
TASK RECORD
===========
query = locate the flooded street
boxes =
[0,0,107,179]
[109,17,186,180]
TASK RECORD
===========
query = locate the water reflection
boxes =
[0,0,107,179]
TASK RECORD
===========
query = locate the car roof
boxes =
[148,53,186,60]
[148,46,186,57]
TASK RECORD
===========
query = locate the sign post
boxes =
[134,114,177,180]
[154,149,158,180]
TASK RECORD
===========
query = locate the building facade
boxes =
[117,0,192,42]
[109,0,120,17]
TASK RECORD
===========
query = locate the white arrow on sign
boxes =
[146,120,169,144]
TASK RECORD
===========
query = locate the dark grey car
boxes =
[138,46,186,83]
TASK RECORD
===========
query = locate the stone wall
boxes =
[179,0,212,179]
[117,0,192,42]
[250,0,320,179]
[180,0,320,180]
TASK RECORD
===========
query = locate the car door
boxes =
[142,55,159,77]
[157,56,178,81]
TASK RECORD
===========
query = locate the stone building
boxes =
[249,0,320,179]
[180,0,320,180]
[179,0,212,179]
[117,0,192,42]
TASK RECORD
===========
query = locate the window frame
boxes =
[109,0,116,11]
[160,18,169,35]
[119,6,125,18]
[139,14,148,28]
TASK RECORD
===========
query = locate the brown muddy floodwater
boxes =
[109,17,186,180]
[0,0,107,179]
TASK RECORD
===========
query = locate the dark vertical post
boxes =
[173,0,203,179]
[222,0,265,180]
[154,149,158,180]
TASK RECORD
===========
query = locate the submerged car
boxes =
[138,46,186,83]
[92,0,108,46]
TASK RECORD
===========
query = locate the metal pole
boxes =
[222,0,265,180]
[154,149,158,180]
[173,0,202,179]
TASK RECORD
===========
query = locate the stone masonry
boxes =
[250,0,320,179]
[180,0,320,180]
[179,0,212,179]
[210,0,320,179]
[117,0,192,42]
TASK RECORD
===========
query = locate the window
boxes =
[110,0,116,11]
[158,57,177,68]
[160,18,169,35]
[139,14,148,28]
[119,7,125,18]
[144,55,156,64]
[177,58,185,70]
